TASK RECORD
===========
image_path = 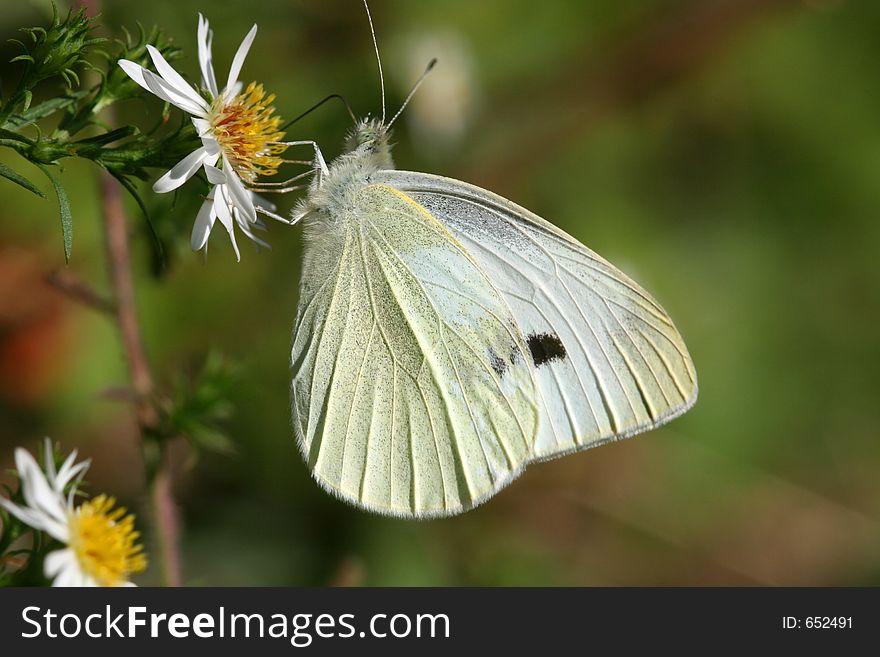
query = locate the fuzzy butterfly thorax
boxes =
[297,118,395,221]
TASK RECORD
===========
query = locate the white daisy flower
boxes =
[119,14,287,260]
[0,440,147,587]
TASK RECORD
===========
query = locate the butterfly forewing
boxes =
[375,171,697,462]
[292,183,538,517]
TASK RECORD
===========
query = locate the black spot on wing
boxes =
[527,332,567,367]
[488,348,508,376]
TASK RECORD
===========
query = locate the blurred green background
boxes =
[1,0,879,585]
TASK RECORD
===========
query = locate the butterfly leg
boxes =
[255,205,296,225]
[265,141,330,226]
[247,169,316,194]
[269,140,329,183]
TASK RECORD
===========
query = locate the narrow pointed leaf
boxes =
[109,169,166,267]
[4,92,88,129]
[0,161,46,197]
[37,164,72,262]
[0,128,34,144]
[74,125,137,146]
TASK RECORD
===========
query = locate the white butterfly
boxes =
[287,4,697,518]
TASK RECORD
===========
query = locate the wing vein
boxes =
[604,299,670,409]
[365,223,479,501]
[443,324,527,460]
[301,231,354,468]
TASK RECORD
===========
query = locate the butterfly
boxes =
[287,3,697,518]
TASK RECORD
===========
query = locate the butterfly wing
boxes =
[292,183,538,517]
[373,170,697,462]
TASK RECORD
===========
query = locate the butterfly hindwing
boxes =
[292,183,538,517]
[374,170,698,462]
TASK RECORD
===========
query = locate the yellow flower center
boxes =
[210,82,288,184]
[68,494,147,586]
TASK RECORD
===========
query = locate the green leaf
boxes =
[4,92,86,129]
[0,161,45,197]
[160,351,239,454]
[108,170,166,266]
[75,125,137,146]
[0,127,35,144]
[37,164,72,262]
[187,427,235,455]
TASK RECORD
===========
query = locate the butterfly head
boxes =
[345,117,394,169]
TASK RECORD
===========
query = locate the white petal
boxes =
[0,495,68,541]
[201,136,221,158]
[226,24,257,92]
[191,191,217,251]
[16,444,61,500]
[197,14,219,97]
[53,449,89,494]
[146,45,210,112]
[153,148,209,193]
[58,461,89,496]
[13,446,40,479]
[15,449,65,523]
[223,81,243,102]
[43,517,71,542]
[214,187,234,227]
[204,164,227,185]
[232,206,270,247]
[28,507,69,541]
[237,216,271,250]
[222,160,256,224]
[192,117,212,138]
[50,448,74,489]
[22,487,66,535]
[0,497,43,529]
[44,549,75,578]
[231,205,249,232]
[118,60,208,117]
[50,557,85,587]
[42,438,56,483]
[214,188,241,261]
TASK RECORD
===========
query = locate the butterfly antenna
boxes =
[281,93,357,131]
[388,58,437,129]
[363,0,385,123]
